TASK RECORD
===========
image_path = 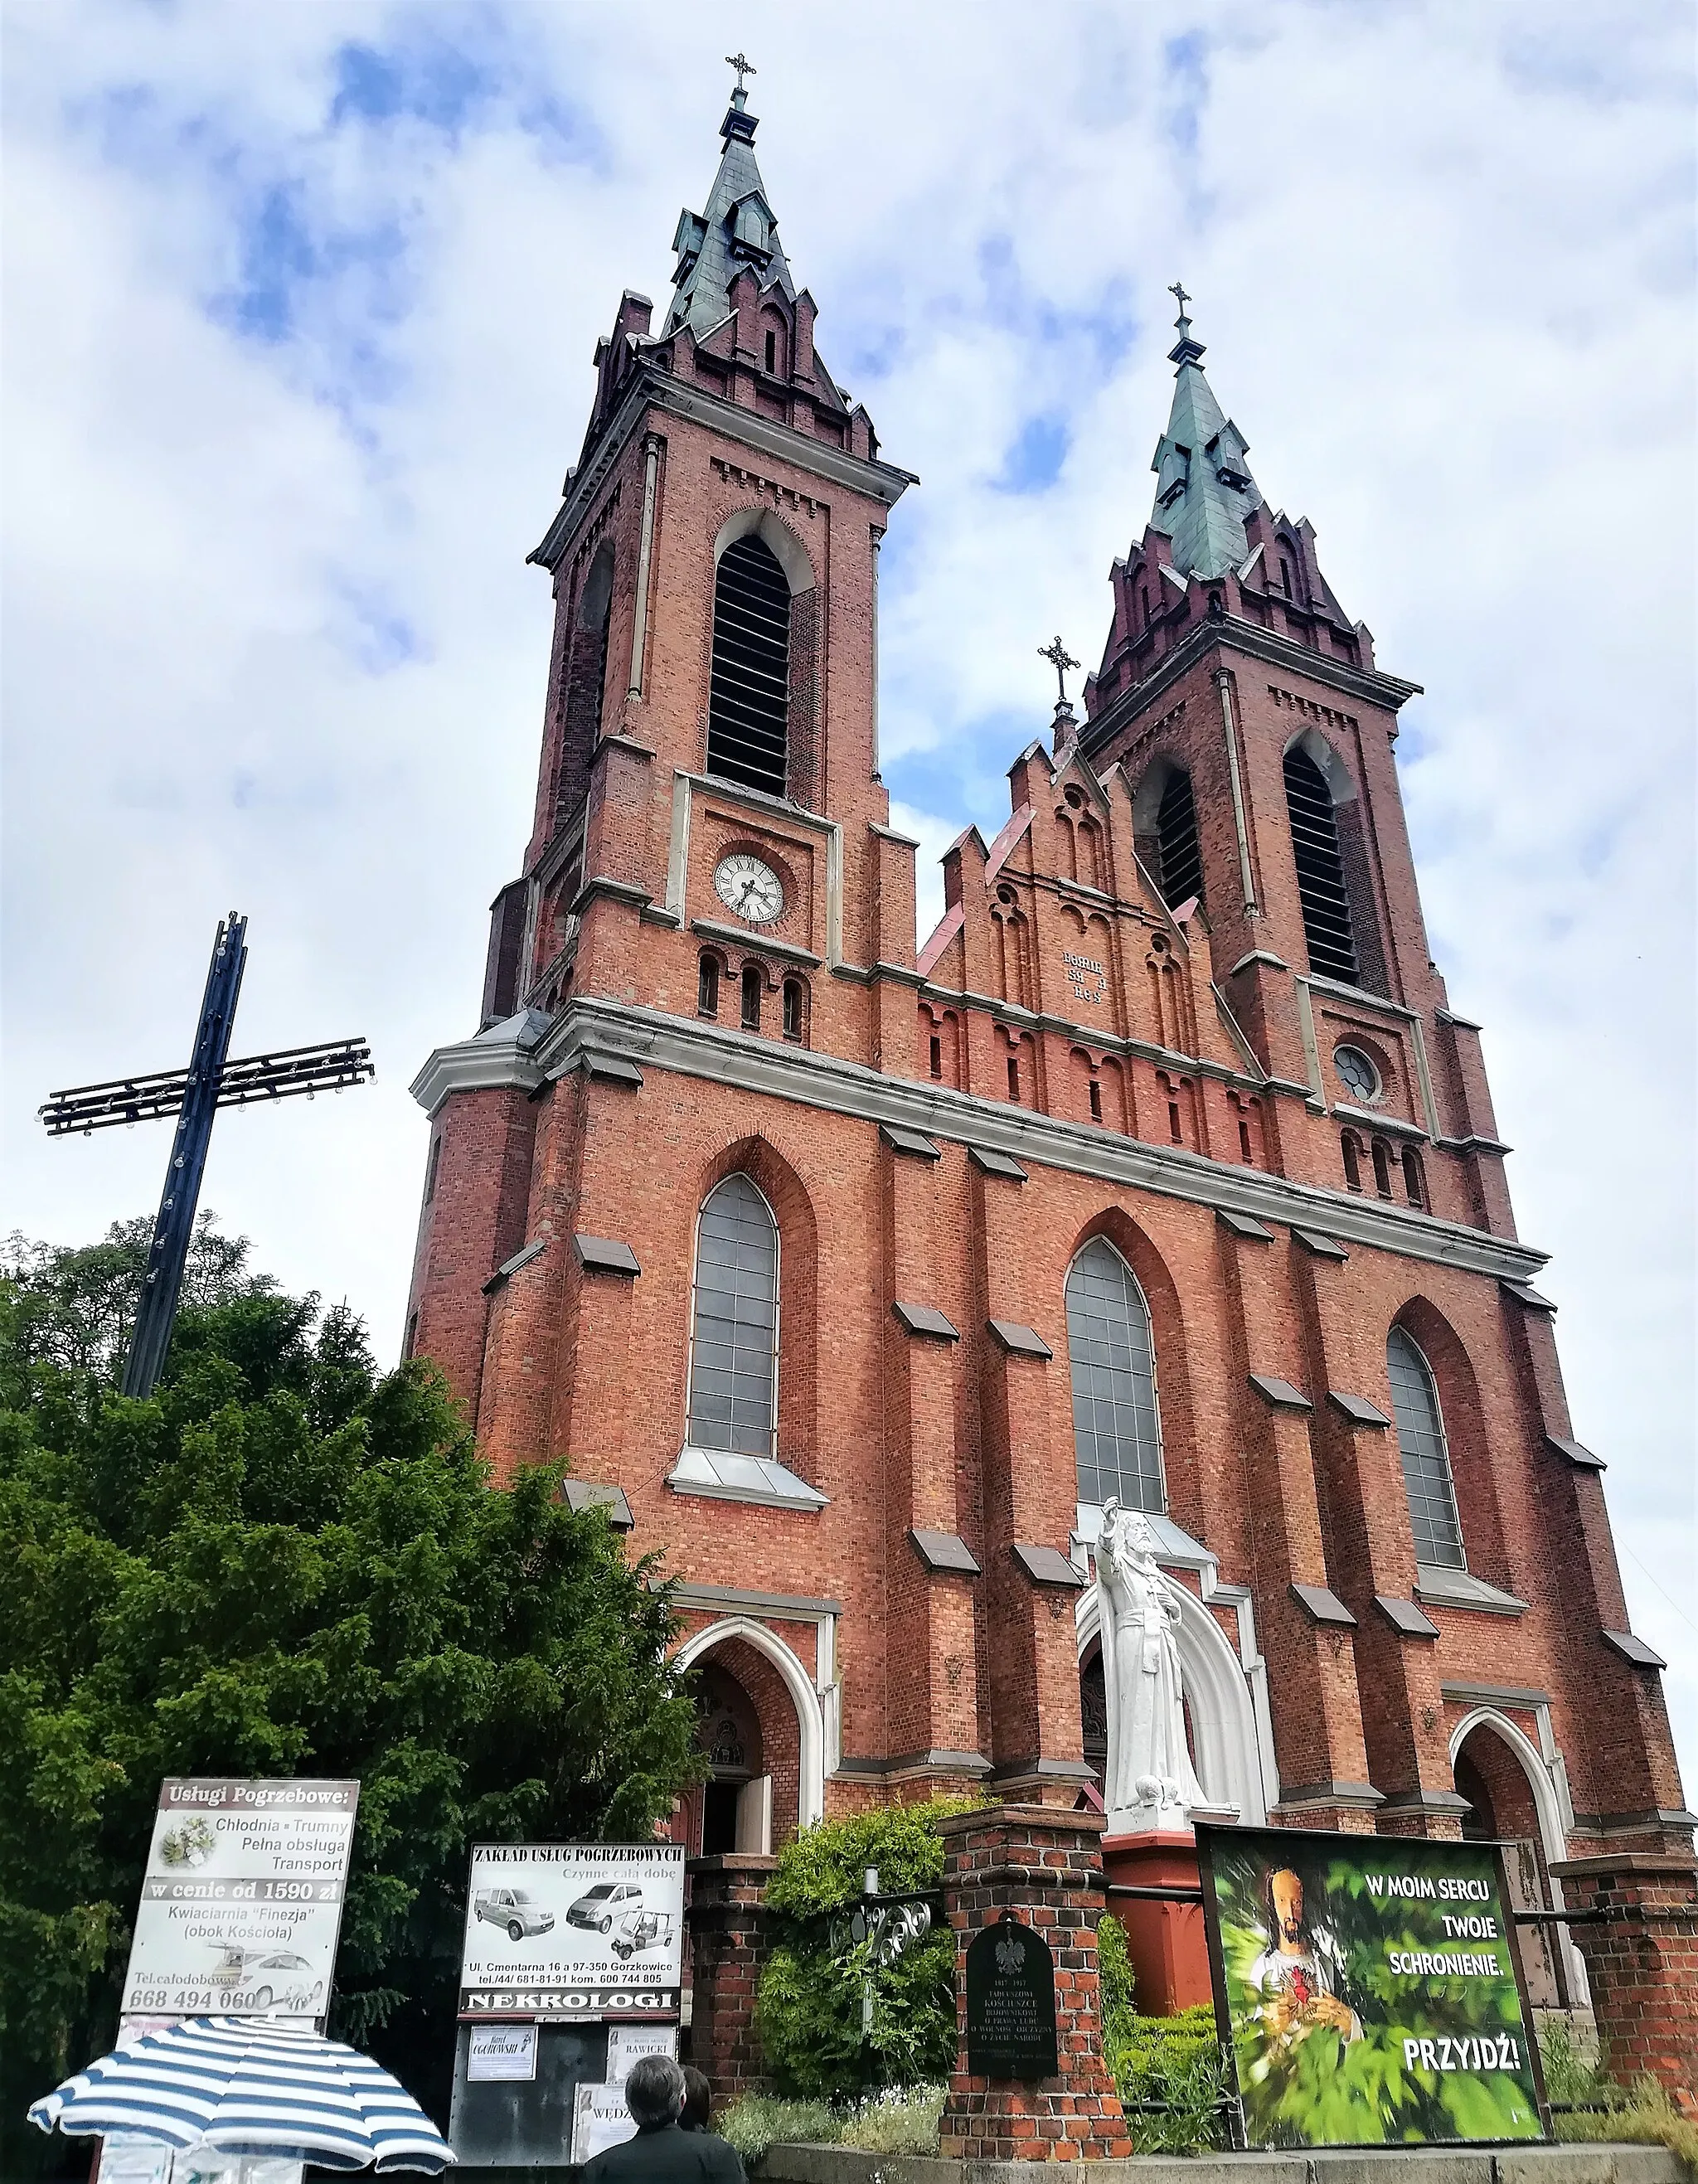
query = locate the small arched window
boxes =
[1283,742,1359,985]
[782,978,805,1043]
[1371,1137,1393,1199]
[1065,1238,1164,1514]
[1386,1326,1464,1569]
[686,1176,779,1458]
[697,953,720,1018]
[740,963,764,1031]
[1341,1130,1363,1192]
[1402,1145,1426,1210]
[708,533,790,797]
[1155,767,1204,910]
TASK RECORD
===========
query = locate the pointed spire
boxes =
[663,61,798,340]
[1147,285,1262,580]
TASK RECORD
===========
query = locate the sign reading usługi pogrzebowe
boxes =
[459,1843,685,2018]
[1197,1822,1545,2147]
[121,1779,359,2020]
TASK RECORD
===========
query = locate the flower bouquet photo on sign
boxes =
[1196,1824,1545,2148]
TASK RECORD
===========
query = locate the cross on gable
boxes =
[725,51,756,93]
[1038,634,1079,704]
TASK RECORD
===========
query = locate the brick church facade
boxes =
[407,82,1692,2057]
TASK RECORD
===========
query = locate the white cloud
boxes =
[2,0,1691,1791]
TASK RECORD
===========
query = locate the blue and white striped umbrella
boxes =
[29,2017,454,2173]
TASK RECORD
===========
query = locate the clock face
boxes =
[715,852,784,925]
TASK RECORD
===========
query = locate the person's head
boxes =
[624,2053,685,2129]
[1263,1866,1307,1949]
[681,2066,712,2131]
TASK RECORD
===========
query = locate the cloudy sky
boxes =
[3,1,1693,1788]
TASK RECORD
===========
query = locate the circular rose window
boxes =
[1334,1044,1381,1104]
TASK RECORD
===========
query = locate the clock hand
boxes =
[735,879,757,910]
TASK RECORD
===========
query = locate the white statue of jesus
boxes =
[1094,1501,1206,1832]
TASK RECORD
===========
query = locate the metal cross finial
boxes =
[725,51,757,93]
[1168,280,1191,318]
[1038,634,1079,705]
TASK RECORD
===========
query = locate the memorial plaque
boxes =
[965,1915,1058,2080]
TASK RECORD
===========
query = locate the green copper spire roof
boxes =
[1148,286,1262,578]
[663,70,798,340]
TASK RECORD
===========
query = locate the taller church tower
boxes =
[406,85,1688,2012]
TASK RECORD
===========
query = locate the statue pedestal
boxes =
[1100,1829,1213,2017]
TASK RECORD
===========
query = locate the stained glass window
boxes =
[687,1176,779,1458]
[1066,1239,1164,1512]
[1387,1326,1465,1569]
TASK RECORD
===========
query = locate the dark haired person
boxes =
[1248,1866,1361,2047]
[585,2054,745,2183]
[680,2068,713,2132]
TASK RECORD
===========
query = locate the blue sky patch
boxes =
[996,414,1070,493]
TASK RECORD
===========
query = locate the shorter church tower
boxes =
[405,84,1691,2089]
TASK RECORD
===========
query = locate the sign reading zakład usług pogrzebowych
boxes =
[1197,1822,1546,2147]
[459,1843,685,2017]
[121,1778,359,2019]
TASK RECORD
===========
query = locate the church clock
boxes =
[714,852,784,925]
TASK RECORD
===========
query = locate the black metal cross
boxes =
[39,912,375,1399]
[1038,634,1079,705]
[1168,279,1191,319]
[725,51,756,93]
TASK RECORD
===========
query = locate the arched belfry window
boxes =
[707,534,790,797]
[1283,742,1359,984]
[1065,1238,1164,1514]
[1386,1326,1464,1570]
[686,1175,779,1458]
[1155,767,1204,910]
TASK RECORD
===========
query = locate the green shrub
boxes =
[1093,1928,1226,2157]
[716,2094,839,2167]
[1539,2023,1698,2174]
[756,1797,977,2098]
[715,2085,946,2168]
[837,2083,947,2155]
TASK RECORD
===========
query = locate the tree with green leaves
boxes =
[0,1220,701,2173]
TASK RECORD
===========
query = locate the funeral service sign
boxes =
[121,1778,359,2019]
[458,1843,686,2018]
[1197,1823,1545,2148]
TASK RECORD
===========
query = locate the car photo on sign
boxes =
[460,1845,686,2017]
[473,1889,555,1942]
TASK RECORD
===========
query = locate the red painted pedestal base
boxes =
[1101,1829,1213,2017]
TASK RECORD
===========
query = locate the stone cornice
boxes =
[410,1022,547,1116]
[464,996,1550,1284]
[1082,612,1423,757]
[530,365,917,571]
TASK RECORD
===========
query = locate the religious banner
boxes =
[121,1779,359,2020]
[964,1914,1058,2081]
[1196,1822,1546,2147]
[458,1843,686,2018]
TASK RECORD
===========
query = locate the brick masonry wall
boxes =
[1549,1854,1698,2105]
[937,1806,1129,2162]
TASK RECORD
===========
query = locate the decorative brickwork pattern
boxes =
[1549,1853,1698,2106]
[937,1807,1130,2161]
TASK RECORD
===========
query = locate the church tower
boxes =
[406,81,1690,2075]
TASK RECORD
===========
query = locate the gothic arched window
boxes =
[686,1176,779,1458]
[1386,1325,1465,1570]
[1283,742,1359,984]
[1155,767,1204,910]
[707,533,790,796]
[1065,1238,1164,1514]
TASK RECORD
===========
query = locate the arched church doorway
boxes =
[1451,1715,1580,2008]
[675,1629,809,1856]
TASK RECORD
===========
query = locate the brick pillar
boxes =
[687,1852,777,2105]
[938,1806,1130,2162]
[1548,1852,1698,2106]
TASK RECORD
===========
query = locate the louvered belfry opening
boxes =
[1283,744,1359,984]
[1155,768,1204,909]
[707,533,791,796]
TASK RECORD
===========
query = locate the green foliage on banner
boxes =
[757,1798,975,2097]
[0,1220,701,2172]
[1209,1834,1542,2146]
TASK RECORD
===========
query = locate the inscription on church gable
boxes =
[1063,950,1107,1007]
